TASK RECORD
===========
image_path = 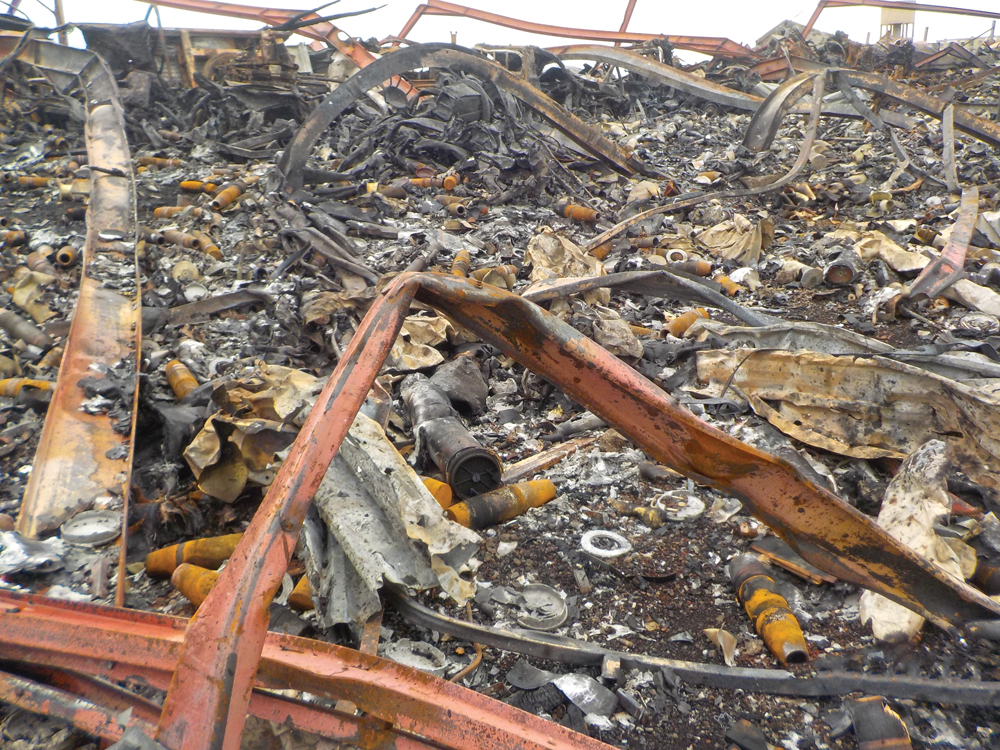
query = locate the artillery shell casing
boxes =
[146,532,244,578]
[164,359,199,400]
[445,480,557,529]
[170,563,219,607]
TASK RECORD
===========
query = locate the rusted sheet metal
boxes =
[395,0,760,60]
[279,44,655,195]
[908,186,978,300]
[0,667,153,743]
[0,591,611,750]
[803,0,1000,39]
[13,40,140,547]
[553,45,765,112]
[138,0,416,97]
[744,69,1000,152]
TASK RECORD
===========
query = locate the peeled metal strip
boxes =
[387,587,1000,705]
[13,40,140,564]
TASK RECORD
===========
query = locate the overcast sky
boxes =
[15,1,1000,62]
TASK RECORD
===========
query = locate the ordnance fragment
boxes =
[608,497,670,529]
[138,226,165,245]
[161,230,202,250]
[1,230,26,247]
[164,359,198,400]
[192,231,222,260]
[2,174,50,189]
[210,179,252,211]
[180,180,217,193]
[137,156,182,168]
[153,206,185,219]
[713,274,740,296]
[631,236,657,249]
[451,248,470,277]
[730,553,809,666]
[824,246,862,286]
[668,259,712,277]
[0,310,53,349]
[665,308,709,337]
[287,576,314,611]
[0,378,53,397]
[422,477,453,509]
[445,480,557,529]
[776,259,823,288]
[170,563,219,608]
[401,373,502,499]
[436,195,465,206]
[25,249,57,276]
[410,175,458,190]
[55,246,78,267]
[447,203,468,217]
[661,248,688,263]
[145,533,244,578]
[554,199,599,222]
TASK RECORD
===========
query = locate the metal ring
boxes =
[580,530,632,558]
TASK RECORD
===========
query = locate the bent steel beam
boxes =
[395,0,760,60]
[743,68,1000,152]
[159,262,999,748]
[13,40,141,564]
[129,0,416,97]
[553,45,765,112]
[278,44,656,194]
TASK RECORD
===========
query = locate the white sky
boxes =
[15,0,1000,62]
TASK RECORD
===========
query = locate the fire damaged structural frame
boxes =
[6,27,1000,750]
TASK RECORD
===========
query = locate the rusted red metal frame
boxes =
[154,265,1000,749]
[131,0,417,97]
[0,590,606,750]
[392,0,760,60]
[0,666,155,743]
[802,0,1000,40]
[11,38,140,605]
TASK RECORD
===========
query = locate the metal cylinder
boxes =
[26,248,57,276]
[422,477,454,509]
[161,230,202,250]
[209,180,247,211]
[0,378,54,397]
[665,308,709,337]
[55,245,78,267]
[165,359,198,400]
[730,554,809,666]
[192,231,222,260]
[0,310,53,349]
[446,480,557,529]
[170,563,219,607]
[288,576,314,611]
[451,248,470,277]
[401,374,502,499]
[146,533,244,578]
[153,206,185,219]
[555,199,598,222]
[824,246,862,286]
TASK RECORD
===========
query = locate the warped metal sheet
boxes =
[13,41,140,556]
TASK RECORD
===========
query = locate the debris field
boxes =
[2,2,1000,750]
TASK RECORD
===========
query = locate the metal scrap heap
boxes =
[2,2,1000,749]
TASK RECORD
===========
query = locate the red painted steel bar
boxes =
[394,0,760,60]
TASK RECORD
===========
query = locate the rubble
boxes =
[4,3,1000,750]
